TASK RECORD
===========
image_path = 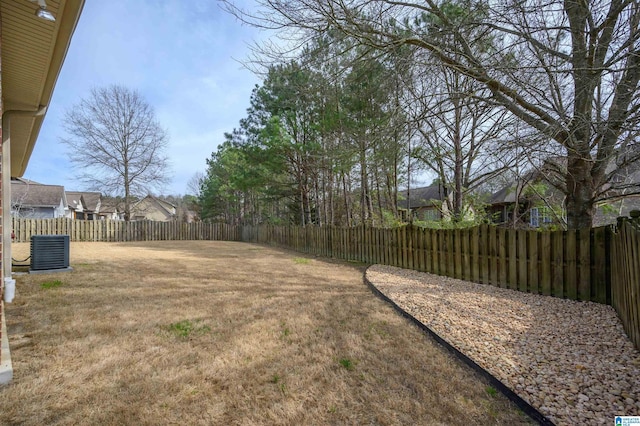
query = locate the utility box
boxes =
[30,235,72,273]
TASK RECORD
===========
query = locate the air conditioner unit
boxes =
[30,235,71,273]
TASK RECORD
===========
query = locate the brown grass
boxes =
[1,241,532,425]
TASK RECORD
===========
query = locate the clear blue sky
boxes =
[25,0,264,196]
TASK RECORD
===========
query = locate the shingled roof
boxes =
[66,191,86,211]
[489,184,518,205]
[397,183,447,209]
[11,180,66,207]
[99,198,121,214]
[81,192,102,211]
[66,191,102,212]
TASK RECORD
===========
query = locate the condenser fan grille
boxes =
[30,235,70,272]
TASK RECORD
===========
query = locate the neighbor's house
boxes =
[486,183,523,226]
[594,151,640,225]
[10,179,67,219]
[398,183,448,222]
[398,183,476,222]
[593,196,640,226]
[131,195,177,221]
[0,0,85,384]
[487,165,640,228]
[96,198,124,220]
[485,168,561,228]
[66,191,101,220]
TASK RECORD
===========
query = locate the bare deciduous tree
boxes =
[187,171,205,196]
[405,60,520,221]
[62,85,171,221]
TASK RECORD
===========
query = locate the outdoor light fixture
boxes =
[33,0,56,22]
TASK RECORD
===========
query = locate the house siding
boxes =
[12,204,67,219]
[11,183,68,219]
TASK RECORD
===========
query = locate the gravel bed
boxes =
[366,265,640,426]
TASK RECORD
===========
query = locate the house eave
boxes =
[2,0,85,177]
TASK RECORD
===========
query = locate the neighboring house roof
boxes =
[602,162,640,199]
[81,192,102,211]
[2,0,86,177]
[66,191,87,211]
[153,197,177,214]
[66,191,101,212]
[595,196,640,226]
[490,155,640,207]
[398,184,447,210]
[489,170,541,205]
[489,185,518,205]
[132,195,177,220]
[99,199,121,214]
[11,181,66,207]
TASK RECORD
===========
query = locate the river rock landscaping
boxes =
[366,264,640,426]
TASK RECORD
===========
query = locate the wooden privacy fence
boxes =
[11,218,241,243]
[610,218,640,350]
[12,217,639,349]
[241,224,611,304]
[11,218,611,304]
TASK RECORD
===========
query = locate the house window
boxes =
[530,207,552,228]
[530,207,539,227]
[422,209,440,221]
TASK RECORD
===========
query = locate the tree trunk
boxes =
[124,167,131,222]
[565,154,595,229]
[359,140,369,225]
[453,149,463,221]
[452,91,463,222]
[342,172,352,227]
[328,169,335,226]
[299,184,306,226]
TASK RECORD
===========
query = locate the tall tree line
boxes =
[220,0,640,230]
[200,25,529,226]
[200,39,415,226]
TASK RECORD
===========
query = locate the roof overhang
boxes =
[1,0,84,177]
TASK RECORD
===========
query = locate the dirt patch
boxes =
[1,241,532,425]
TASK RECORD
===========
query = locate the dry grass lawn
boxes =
[1,241,532,425]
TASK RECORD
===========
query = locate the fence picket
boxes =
[506,229,516,289]
[593,227,608,303]
[517,230,528,292]
[552,231,565,298]
[566,230,577,300]
[610,219,640,349]
[578,229,591,300]
[488,227,497,285]
[528,231,539,294]
[498,228,507,287]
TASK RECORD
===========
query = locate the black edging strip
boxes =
[363,266,555,426]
